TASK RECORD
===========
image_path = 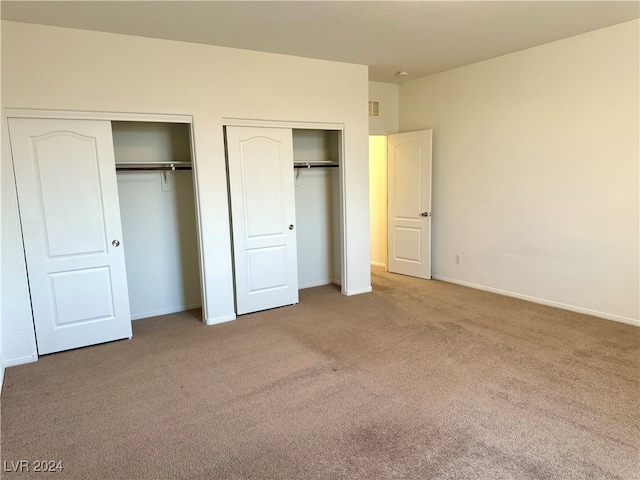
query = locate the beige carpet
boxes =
[2,268,639,479]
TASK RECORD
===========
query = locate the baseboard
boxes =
[344,286,373,296]
[3,353,38,368]
[131,303,202,321]
[299,279,333,290]
[0,360,5,393]
[204,313,236,326]
[433,275,640,327]
[370,261,386,268]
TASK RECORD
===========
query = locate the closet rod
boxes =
[293,163,339,169]
[116,166,192,171]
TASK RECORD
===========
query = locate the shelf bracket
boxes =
[161,166,172,192]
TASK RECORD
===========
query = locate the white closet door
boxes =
[8,118,132,355]
[387,130,433,279]
[226,126,299,315]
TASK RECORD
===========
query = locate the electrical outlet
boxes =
[455,254,461,264]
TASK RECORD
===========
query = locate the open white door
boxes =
[387,130,433,279]
[226,126,299,315]
[9,118,132,355]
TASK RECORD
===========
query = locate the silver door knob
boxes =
[289,225,294,230]
[420,212,430,217]
[112,240,120,247]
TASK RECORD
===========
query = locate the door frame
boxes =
[222,118,348,295]
[4,108,208,330]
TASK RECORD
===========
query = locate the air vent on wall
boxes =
[368,101,379,117]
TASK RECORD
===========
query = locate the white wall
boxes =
[1,21,371,365]
[368,82,399,135]
[369,136,387,267]
[117,171,202,319]
[112,122,191,163]
[400,20,639,324]
[294,169,336,288]
[1,121,38,366]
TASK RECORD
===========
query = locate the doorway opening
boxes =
[369,130,433,280]
[369,135,388,269]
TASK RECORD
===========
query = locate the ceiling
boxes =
[2,1,639,84]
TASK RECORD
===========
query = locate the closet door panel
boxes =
[34,132,108,256]
[226,126,298,315]
[241,140,286,238]
[8,118,132,355]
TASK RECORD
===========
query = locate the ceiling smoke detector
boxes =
[397,71,410,77]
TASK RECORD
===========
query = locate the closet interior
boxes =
[292,128,342,290]
[112,121,202,320]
